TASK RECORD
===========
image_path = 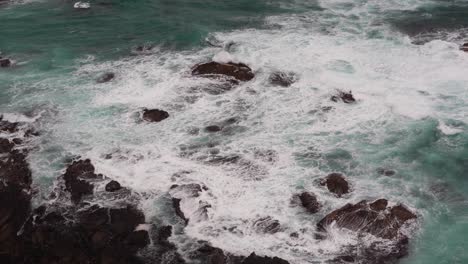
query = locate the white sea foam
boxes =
[25,0,467,262]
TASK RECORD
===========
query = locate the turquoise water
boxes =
[1,0,468,263]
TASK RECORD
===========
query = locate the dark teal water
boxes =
[1,0,468,263]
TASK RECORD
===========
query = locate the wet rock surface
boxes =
[317,199,417,240]
[192,61,255,82]
[142,108,170,122]
[0,122,151,264]
[317,199,417,263]
[331,91,356,104]
[63,159,102,203]
[320,173,350,197]
[294,192,321,213]
[105,180,122,192]
[461,42,468,52]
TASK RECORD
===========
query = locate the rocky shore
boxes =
[0,60,419,264]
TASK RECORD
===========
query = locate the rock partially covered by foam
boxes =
[317,199,417,263]
[331,90,356,104]
[269,71,297,87]
[142,108,169,123]
[317,199,417,240]
[293,192,321,214]
[169,183,211,224]
[0,57,12,68]
[96,72,115,83]
[192,61,255,82]
[461,43,468,52]
[320,173,350,197]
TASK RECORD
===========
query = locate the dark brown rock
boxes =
[269,72,296,87]
[105,180,121,192]
[298,192,321,213]
[461,43,468,52]
[317,199,417,240]
[320,173,350,197]
[142,108,169,122]
[192,62,254,82]
[331,91,355,104]
[370,199,388,211]
[97,72,115,83]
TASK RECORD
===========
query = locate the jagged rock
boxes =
[317,199,417,240]
[331,91,355,104]
[269,72,296,87]
[18,204,149,264]
[317,200,417,263]
[63,159,102,203]
[242,253,289,264]
[320,173,350,197]
[142,108,169,122]
[192,62,254,82]
[105,180,121,192]
[97,72,115,83]
[296,192,321,213]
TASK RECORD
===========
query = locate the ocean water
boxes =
[1,0,468,263]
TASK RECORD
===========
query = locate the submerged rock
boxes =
[331,91,356,104]
[320,173,350,197]
[192,61,255,82]
[253,216,281,234]
[96,72,115,83]
[0,58,12,68]
[377,168,396,176]
[269,71,296,87]
[142,108,169,122]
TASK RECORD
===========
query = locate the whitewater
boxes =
[1,0,468,263]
